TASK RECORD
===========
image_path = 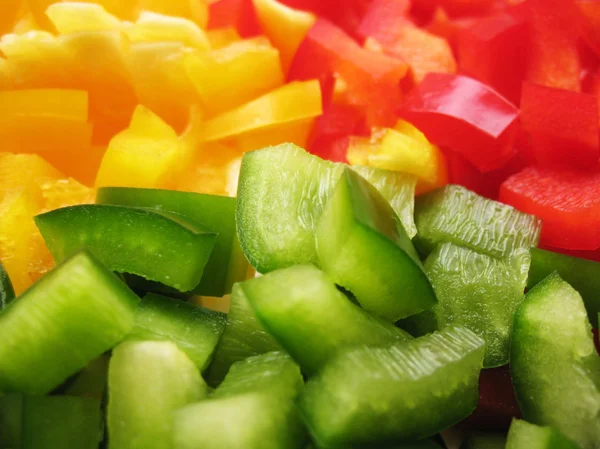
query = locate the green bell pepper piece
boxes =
[460,433,507,449]
[315,168,436,321]
[126,293,226,371]
[64,355,110,400]
[21,396,103,449]
[96,188,247,297]
[237,144,417,273]
[298,326,485,447]
[205,283,281,386]
[511,273,600,449]
[0,394,22,449]
[35,204,217,292]
[0,251,139,395]
[415,185,541,259]
[506,419,582,449]
[173,352,306,449]
[108,340,208,449]
[241,264,412,375]
[424,243,529,367]
[528,248,600,327]
[0,261,14,311]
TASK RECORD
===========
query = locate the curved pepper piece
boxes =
[35,204,217,292]
[521,82,599,169]
[399,73,519,173]
[500,166,600,251]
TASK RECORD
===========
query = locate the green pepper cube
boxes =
[316,168,436,321]
[35,204,217,292]
[0,251,139,395]
[96,188,246,297]
[415,185,541,259]
[511,273,600,449]
[425,243,530,367]
[298,326,485,447]
[506,419,581,449]
[241,264,411,375]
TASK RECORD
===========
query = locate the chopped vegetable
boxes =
[506,419,581,449]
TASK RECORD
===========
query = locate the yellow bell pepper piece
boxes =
[0,89,88,121]
[253,0,315,74]
[96,105,188,189]
[367,128,448,194]
[199,80,322,142]
[45,2,122,34]
[137,0,209,29]
[0,0,22,35]
[206,27,242,49]
[125,11,209,49]
[234,118,315,153]
[185,37,284,117]
[0,153,61,196]
[394,119,430,144]
[0,59,13,89]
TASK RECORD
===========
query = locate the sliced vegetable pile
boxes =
[1,0,600,448]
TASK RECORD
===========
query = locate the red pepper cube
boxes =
[521,82,599,169]
[208,0,261,37]
[399,73,519,173]
[357,0,412,43]
[457,11,530,105]
[500,166,600,250]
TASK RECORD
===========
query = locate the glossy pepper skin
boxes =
[399,73,519,173]
[520,82,599,169]
[500,166,600,251]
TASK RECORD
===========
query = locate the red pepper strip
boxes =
[307,102,365,163]
[208,0,261,37]
[398,73,519,173]
[445,150,527,201]
[457,10,530,105]
[525,0,582,92]
[500,166,600,250]
[289,18,409,128]
[359,0,456,83]
[521,82,599,169]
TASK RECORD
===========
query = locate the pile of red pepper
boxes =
[210,0,600,261]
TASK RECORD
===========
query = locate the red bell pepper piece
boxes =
[457,10,530,105]
[411,0,498,17]
[399,73,519,173]
[576,0,600,57]
[500,166,600,250]
[359,0,456,83]
[424,7,479,51]
[307,102,365,163]
[525,0,582,92]
[208,0,261,37]
[289,18,409,128]
[520,82,599,169]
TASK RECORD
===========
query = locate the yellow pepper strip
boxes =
[185,37,284,117]
[128,42,198,133]
[199,80,322,142]
[206,27,242,49]
[234,118,316,153]
[45,2,122,34]
[252,0,315,74]
[0,89,88,121]
[95,105,188,189]
[124,11,210,49]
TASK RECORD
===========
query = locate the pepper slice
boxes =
[127,293,226,371]
[506,419,581,449]
[298,326,485,447]
[528,248,600,328]
[399,73,519,173]
[0,260,15,311]
[96,187,247,297]
[511,273,600,448]
[35,204,217,292]
[108,340,208,449]
[0,251,139,395]
[21,396,103,449]
[315,168,436,321]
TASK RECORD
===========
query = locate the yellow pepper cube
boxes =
[200,80,322,142]
[46,2,122,34]
[253,0,315,74]
[137,0,209,29]
[234,118,315,153]
[125,12,209,49]
[206,28,241,49]
[0,89,88,121]
[185,37,284,117]
[95,105,187,189]
[0,0,21,35]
